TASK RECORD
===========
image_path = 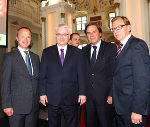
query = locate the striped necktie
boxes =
[116,43,123,57]
[24,51,32,76]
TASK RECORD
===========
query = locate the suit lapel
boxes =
[15,48,30,76]
[115,35,134,72]
[117,35,134,62]
[85,44,91,64]
[85,41,105,69]
[96,41,105,63]
[63,45,74,66]
[29,52,38,77]
[52,45,62,68]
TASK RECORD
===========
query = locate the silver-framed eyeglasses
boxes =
[56,33,69,37]
[111,24,127,32]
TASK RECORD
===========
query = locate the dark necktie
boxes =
[91,46,97,66]
[24,51,32,76]
[116,43,123,57]
[60,49,64,65]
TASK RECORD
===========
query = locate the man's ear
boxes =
[16,37,18,41]
[127,25,131,32]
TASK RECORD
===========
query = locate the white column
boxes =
[114,2,120,16]
[41,17,46,50]
[7,22,11,52]
[140,0,150,47]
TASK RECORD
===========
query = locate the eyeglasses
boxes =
[56,33,69,37]
[111,24,127,32]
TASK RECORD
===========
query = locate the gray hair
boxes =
[55,24,71,34]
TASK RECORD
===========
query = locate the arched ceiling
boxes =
[68,0,115,14]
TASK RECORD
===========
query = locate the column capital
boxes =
[73,19,76,24]
[61,13,65,18]
[114,2,120,9]
[41,17,46,22]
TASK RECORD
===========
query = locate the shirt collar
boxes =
[57,44,67,51]
[91,40,101,49]
[121,34,131,46]
[18,46,29,53]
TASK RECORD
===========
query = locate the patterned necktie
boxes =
[116,43,123,57]
[60,49,64,65]
[24,51,32,76]
[91,46,97,66]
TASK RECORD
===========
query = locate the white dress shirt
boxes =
[90,40,101,60]
[121,34,131,50]
[57,44,67,58]
[18,46,33,75]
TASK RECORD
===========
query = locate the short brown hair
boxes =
[70,33,80,40]
[111,16,131,25]
[84,22,102,35]
[16,27,31,37]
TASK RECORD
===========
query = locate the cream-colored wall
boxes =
[126,0,143,39]
[48,12,56,46]
[114,0,150,48]
[41,2,74,48]
[67,12,72,33]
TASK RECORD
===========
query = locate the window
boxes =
[76,16,87,31]
[109,12,115,30]
[41,0,48,7]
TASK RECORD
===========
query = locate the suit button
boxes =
[92,74,94,76]
[91,84,94,88]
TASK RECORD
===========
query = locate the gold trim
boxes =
[41,17,46,22]
[61,13,65,18]
[114,2,120,9]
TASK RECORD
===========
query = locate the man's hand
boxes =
[78,95,86,106]
[107,96,112,104]
[3,108,13,116]
[131,112,142,124]
[40,95,48,106]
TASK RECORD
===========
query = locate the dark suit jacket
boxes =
[39,44,86,106]
[113,35,150,115]
[1,48,40,114]
[82,40,116,105]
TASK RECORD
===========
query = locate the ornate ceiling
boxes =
[68,0,115,14]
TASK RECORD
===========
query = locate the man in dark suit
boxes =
[82,22,116,127]
[1,27,40,127]
[112,16,150,127]
[39,24,86,127]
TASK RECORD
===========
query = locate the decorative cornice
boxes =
[73,19,76,24]
[61,13,65,18]
[114,2,120,9]
[41,17,46,22]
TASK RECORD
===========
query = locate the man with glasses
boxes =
[39,24,86,127]
[112,16,150,127]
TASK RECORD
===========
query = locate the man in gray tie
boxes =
[1,27,40,127]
